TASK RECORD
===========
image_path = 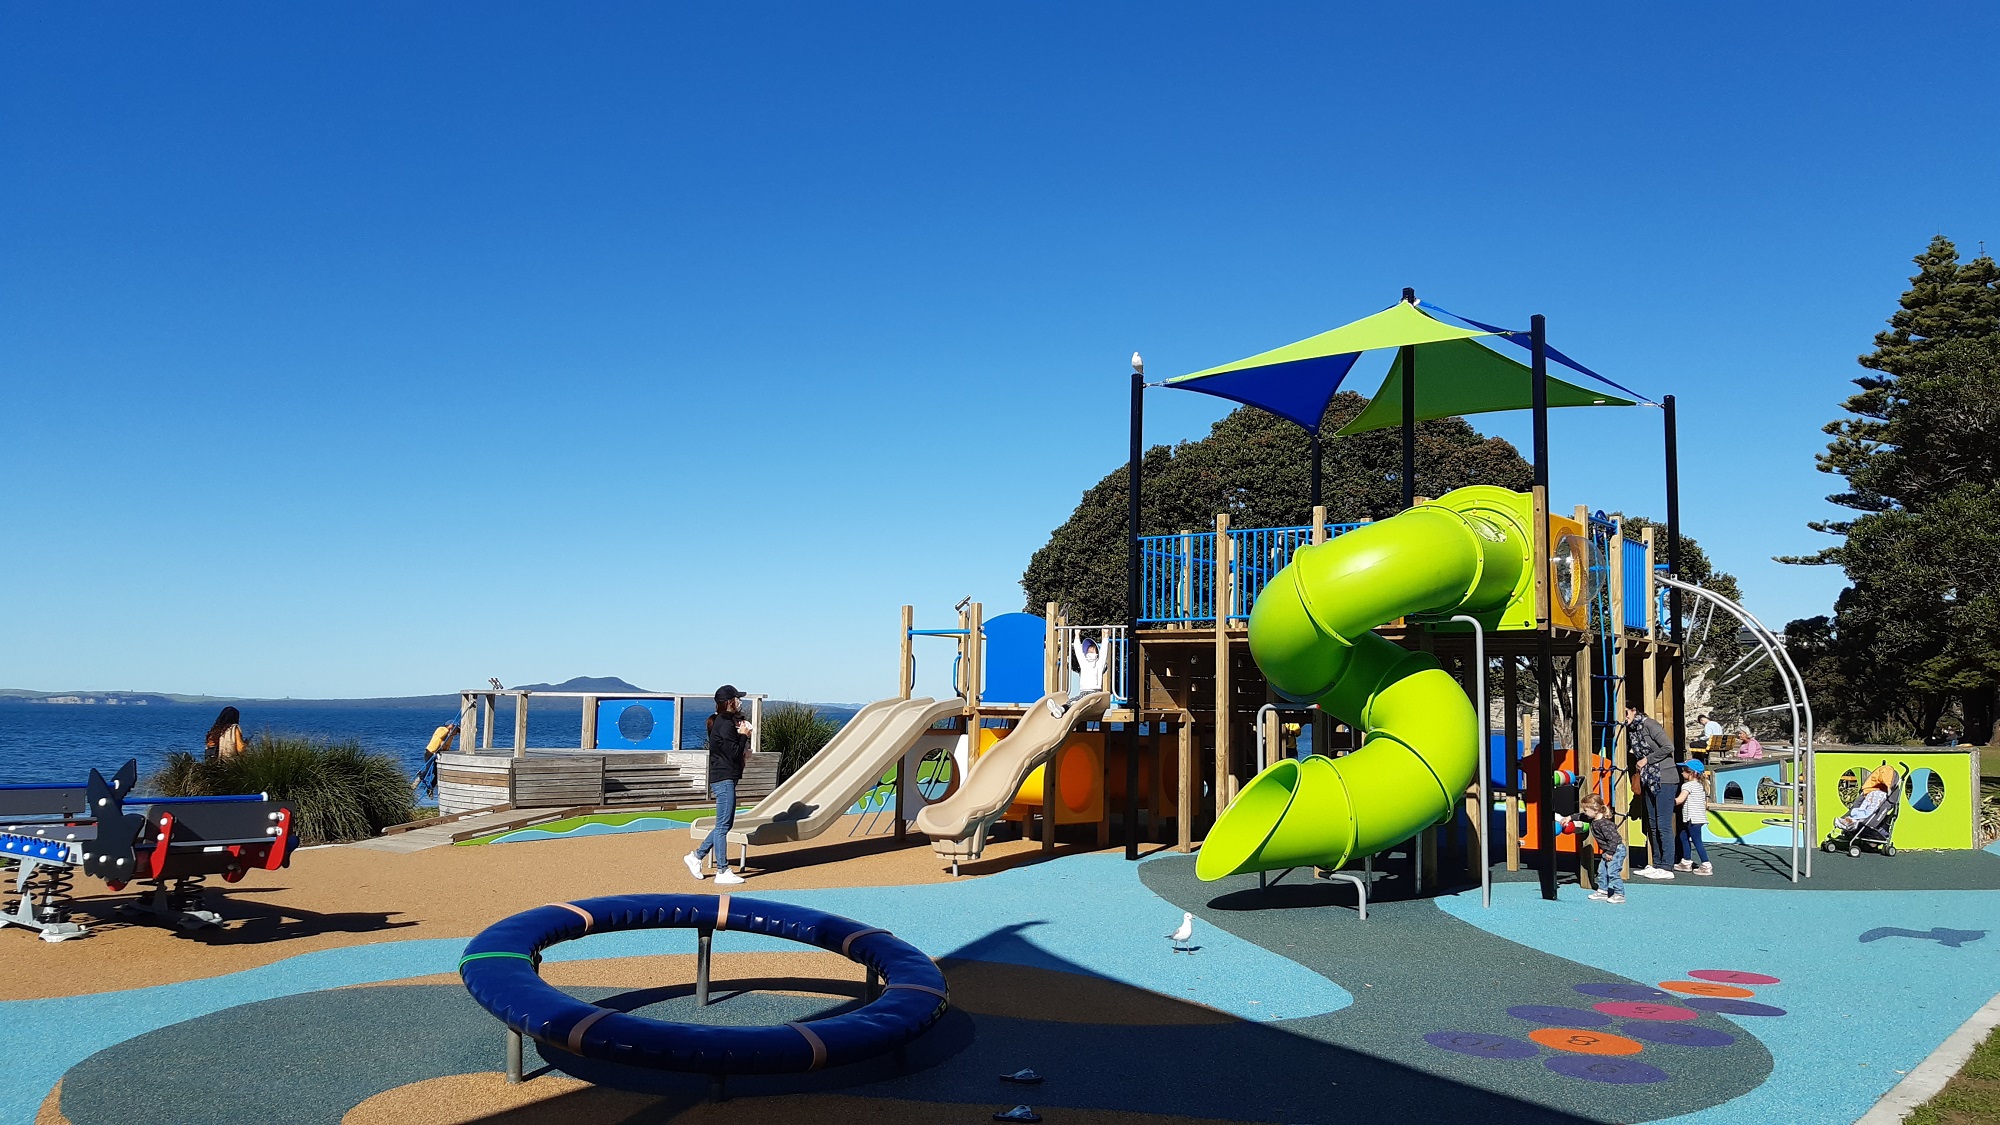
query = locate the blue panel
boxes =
[0,833,76,862]
[1622,539,1650,631]
[982,612,1048,705]
[1167,352,1365,431]
[594,698,677,750]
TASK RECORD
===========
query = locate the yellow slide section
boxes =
[1195,486,1534,880]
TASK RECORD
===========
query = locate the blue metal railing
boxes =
[1621,537,1651,631]
[1139,522,1363,624]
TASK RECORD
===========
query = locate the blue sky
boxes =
[1,3,1994,702]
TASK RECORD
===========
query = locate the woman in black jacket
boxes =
[685,685,752,885]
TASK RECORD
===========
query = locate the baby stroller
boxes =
[1822,763,1903,858]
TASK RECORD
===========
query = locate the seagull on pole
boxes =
[1167,911,1195,953]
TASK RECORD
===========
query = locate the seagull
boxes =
[1167,911,1195,953]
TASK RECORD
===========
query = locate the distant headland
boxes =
[0,677,844,711]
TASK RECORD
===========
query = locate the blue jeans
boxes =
[1678,821,1708,864]
[1598,841,1626,897]
[1646,782,1677,868]
[695,778,737,868]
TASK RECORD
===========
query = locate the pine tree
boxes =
[1784,237,2000,743]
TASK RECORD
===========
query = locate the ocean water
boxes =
[0,702,699,790]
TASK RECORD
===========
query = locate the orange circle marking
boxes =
[1659,980,1756,998]
[1528,1027,1645,1056]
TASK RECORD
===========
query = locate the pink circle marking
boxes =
[1593,1000,1697,1021]
[1688,969,1780,986]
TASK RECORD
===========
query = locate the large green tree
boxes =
[1022,390,1533,624]
[1783,236,2000,743]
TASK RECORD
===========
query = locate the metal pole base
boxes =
[696,927,713,1007]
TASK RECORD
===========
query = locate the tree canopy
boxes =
[1021,390,1532,624]
[1783,236,2000,743]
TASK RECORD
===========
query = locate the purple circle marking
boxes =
[1507,1005,1613,1028]
[1688,969,1781,985]
[1624,1021,1737,1047]
[1546,1055,1671,1084]
[1575,982,1673,1002]
[1686,997,1787,1017]
[1593,1001,1698,1021]
[1424,1031,1538,1059]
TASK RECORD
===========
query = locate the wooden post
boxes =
[1576,640,1595,891]
[1151,726,1168,844]
[513,693,529,759]
[1178,720,1195,853]
[1042,739,1059,853]
[1045,601,1061,697]
[1213,513,1233,817]
[1311,504,1327,546]
[749,695,764,758]
[581,696,598,750]
[967,602,984,713]
[899,605,915,700]
[481,694,496,750]
[458,693,478,756]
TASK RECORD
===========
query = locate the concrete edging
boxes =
[1856,988,2000,1123]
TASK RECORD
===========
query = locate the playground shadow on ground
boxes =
[54,920,1619,1124]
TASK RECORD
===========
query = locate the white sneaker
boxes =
[1674,860,1693,871]
[1637,866,1675,880]
[713,868,745,886]
[1607,893,1626,904]
[683,853,705,881]
[1695,862,1713,877]
[1587,890,1610,901]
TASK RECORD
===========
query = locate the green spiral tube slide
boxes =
[1195,486,1536,881]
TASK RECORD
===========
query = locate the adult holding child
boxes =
[1624,703,1679,880]
[685,685,754,886]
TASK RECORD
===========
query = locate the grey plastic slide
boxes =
[688,695,963,851]
[915,690,1111,862]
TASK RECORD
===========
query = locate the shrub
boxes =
[760,705,844,782]
[148,732,417,845]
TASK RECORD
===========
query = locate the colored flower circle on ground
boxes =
[1592,1001,1697,1021]
[1623,1021,1736,1048]
[1688,969,1781,985]
[1506,1005,1612,1028]
[1685,997,1787,1017]
[1422,1031,1538,1059]
[1544,1056,1670,1084]
[1574,982,1672,1002]
[1659,980,1756,998]
[1528,1028,1644,1056]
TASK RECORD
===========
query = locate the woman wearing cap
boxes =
[685,685,753,886]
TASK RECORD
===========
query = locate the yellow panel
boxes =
[1546,514,1590,632]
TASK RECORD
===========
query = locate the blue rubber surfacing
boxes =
[0,853,1347,1123]
[1440,879,2000,1124]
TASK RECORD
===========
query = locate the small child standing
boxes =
[1675,760,1712,876]
[1581,794,1626,904]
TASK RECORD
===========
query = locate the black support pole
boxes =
[1125,357,1144,860]
[1530,313,1558,902]
[1664,394,1685,757]
[1400,287,1418,511]
[1309,430,1322,511]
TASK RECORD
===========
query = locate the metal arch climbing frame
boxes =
[1653,574,1815,882]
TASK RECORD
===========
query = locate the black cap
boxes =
[715,684,745,705]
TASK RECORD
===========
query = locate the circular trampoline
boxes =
[459,893,949,1076]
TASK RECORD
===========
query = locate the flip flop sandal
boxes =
[993,1107,1043,1122]
[1000,1068,1044,1084]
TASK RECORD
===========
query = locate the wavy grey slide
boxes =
[688,696,963,867]
[915,690,1111,867]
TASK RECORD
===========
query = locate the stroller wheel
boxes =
[1885,845,1896,857]
[1849,846,1861,857]
[1822,841,1836,853]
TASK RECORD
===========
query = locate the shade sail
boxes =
[1334,337,1635,436]
[1165,301,1492,431]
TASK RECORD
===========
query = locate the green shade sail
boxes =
[1334,337,1635,435]
[1164,301,1494,432]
